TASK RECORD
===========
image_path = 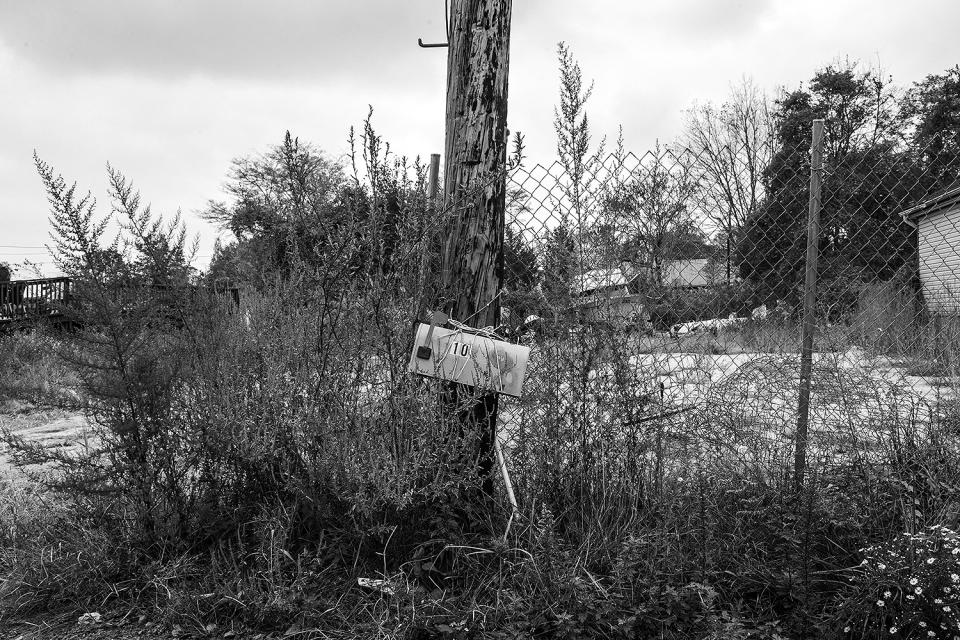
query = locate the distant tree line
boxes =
[505,55,960,324]
[199,55,959,329]
[738,63,960,311]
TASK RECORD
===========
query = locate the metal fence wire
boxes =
[488,129,960,501]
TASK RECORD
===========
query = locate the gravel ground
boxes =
[0,407,90,479]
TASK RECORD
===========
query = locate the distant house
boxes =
[571,263,648,325]
[901,184,960,315]
[573,263,639,298]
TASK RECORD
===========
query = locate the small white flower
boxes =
[911,577,920,585]
[885,591,893,598]
[878,563,887,569]
[877,599,885,607]
[952,573,959,582]
[921,622,928,627]
[890,627,898,634]
[844,626,851,633]
[937,598,945,604]
[928,557,936,564]
[908,594,916,600]
[945,606,952,612]
[917,586,924,594]
[928,632,935,638]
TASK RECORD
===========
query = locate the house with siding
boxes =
[901,184,960,315]
[660,258,718,288]
[571,263,648,325]
[568,255,720,327]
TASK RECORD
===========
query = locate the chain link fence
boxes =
[489,131,960,511]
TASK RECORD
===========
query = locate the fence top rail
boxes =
[1,277,71,286]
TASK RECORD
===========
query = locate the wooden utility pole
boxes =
[441,0,512,323]
[427,153,441,206]
[795,119,824,492]
[440,0,513,497]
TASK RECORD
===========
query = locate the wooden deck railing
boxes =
[0,277,240,328]
[0,277,71,322]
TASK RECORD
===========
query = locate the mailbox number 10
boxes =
[450,341,471,358]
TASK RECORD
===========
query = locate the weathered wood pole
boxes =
[427,153,441,206]
[440,0,513,498]
[794,119,824,492]
[416,153,443,321]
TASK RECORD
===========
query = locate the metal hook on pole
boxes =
[418,38,449,48]
[417,0,450,48]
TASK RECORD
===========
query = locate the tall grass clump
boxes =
[0,328,79,410]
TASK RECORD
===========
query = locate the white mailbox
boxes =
[409,322,530,398]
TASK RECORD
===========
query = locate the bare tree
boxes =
[682,78,773,282]
[603,142,701,287]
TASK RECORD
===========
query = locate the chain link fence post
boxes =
[794,118,824,492]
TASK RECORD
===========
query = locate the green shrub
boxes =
[647,283,757,329]
[1,144,495,627]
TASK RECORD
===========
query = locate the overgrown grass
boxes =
[0,329,80,411]
[5,294,960,638]
[6,149,960,639]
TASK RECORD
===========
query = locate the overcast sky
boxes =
[2,0,959,275]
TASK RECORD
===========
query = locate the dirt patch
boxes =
[0,408,90,479]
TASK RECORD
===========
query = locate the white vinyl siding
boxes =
[918,205,960,315]
[661,258,714,288]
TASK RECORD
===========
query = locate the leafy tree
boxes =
[810,62,902,159]
[504,225,538,291]
[206,120,430,288]
[203,131,349,285]
[738,62,915,309]
[906,65,960,189]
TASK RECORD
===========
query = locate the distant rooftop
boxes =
[573,257,717,294]
[573,266,637,296]
[900,182,960,223]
